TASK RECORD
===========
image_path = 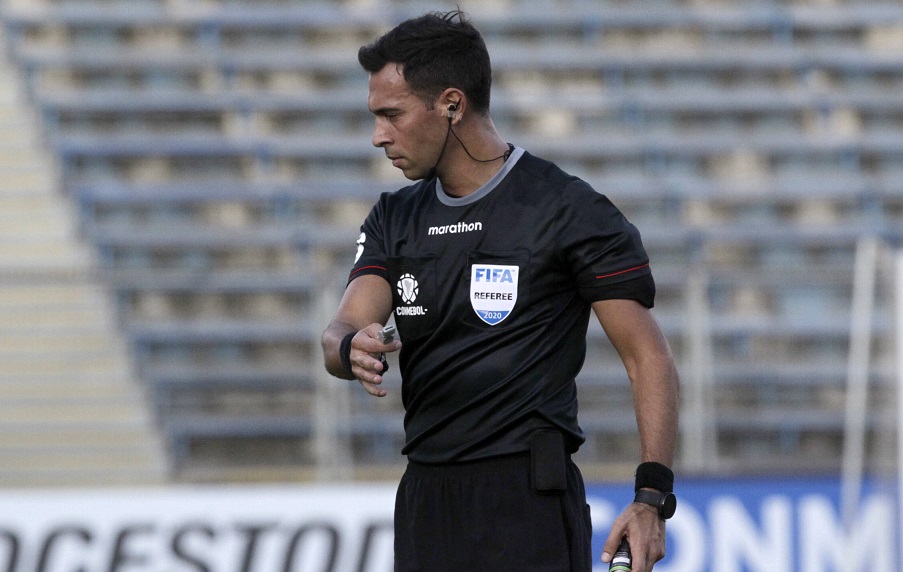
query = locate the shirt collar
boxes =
[435,146,525,207]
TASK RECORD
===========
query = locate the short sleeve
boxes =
[348,196,390,284]
[558,180,655,307]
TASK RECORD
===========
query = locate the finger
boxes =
[350,342,386,373]
[349,327,394,397]
[355,336,401,356]
[358,379,387,398]
[374,354,390,374]
[632,551,648,572]
[629,533,666,572]
[352,355,390,396]
[369,337,403,354]
[352,359,385,381]
[601,527,625,563]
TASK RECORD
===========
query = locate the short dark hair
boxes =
[358,10,492,115]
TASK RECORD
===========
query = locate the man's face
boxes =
[368,64,447,180]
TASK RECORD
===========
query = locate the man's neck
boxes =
[437,122,509,197]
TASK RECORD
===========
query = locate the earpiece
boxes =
[429,99,509,176]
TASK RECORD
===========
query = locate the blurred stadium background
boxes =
[0,0,900,569]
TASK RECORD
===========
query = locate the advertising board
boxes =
[0,477,895,571]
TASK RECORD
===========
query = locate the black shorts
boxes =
[394,453,592,572]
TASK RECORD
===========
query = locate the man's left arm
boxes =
[592,298,680,572]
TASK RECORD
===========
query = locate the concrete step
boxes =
[0,302,109,322]
[0,381,141,406]
[0,382,145,403]
[0,402,152,425]
[0,236,86,250]
[0,474,164,488]
[0,449,164,478]
[0,331,123,354]
[0,259,96,276]
[0,379,140,401]
[0,220,77,240]
[0,110,32,126]
[0,443,157,464]
[0,199,71,217]
[0,465,166,487]
[0,340,134,367]
[0,364,131,378]
[0,29,167,486]
[0,194,64,214]
[0,449,164,474]
[0,204,75,224]
[0,238,87,255]
[0,283,110,309]
[0,147,55,171]
[0,307,115,329]
[0,240,93,264]
[0,427,159,450]
[0,99,25,113]
[0,211,76,239]
[0,121,41,146]
[0,106,28,123]
[0,80,24,97]
[0,352,131,377]
[0,168,56,193]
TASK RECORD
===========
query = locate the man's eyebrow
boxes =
[370,106,401,116]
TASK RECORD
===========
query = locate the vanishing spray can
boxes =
[609,538,632,572]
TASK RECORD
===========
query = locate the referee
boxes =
[322,10,680,572]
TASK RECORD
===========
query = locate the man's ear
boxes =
[438,88,465,121]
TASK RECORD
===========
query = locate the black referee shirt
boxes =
[349,148,654,463]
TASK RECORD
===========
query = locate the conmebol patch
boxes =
[470,264,519,325]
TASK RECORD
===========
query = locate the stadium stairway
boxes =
[0,28,167,486]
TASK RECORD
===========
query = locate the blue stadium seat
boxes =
[3,0,902,476]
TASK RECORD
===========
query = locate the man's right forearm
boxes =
[322,321,358,380]
[321,274,396,380]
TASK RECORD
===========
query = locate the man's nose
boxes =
[372,119,391,148]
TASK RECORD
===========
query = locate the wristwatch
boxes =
[634,489,677,520]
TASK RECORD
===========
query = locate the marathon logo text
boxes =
[427,221,482,236]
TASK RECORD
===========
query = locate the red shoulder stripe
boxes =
[349,265,388,278]
[595,263,650,280]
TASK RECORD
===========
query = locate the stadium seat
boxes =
[2,0,902,478]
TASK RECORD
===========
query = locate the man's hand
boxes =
[601,500,666,572]
[348,324,402,397]
[321,274,395,385]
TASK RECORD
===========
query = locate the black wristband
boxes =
[635,462,674,493]
[339,332,356,377]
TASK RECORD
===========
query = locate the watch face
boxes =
[661,492,677,519]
